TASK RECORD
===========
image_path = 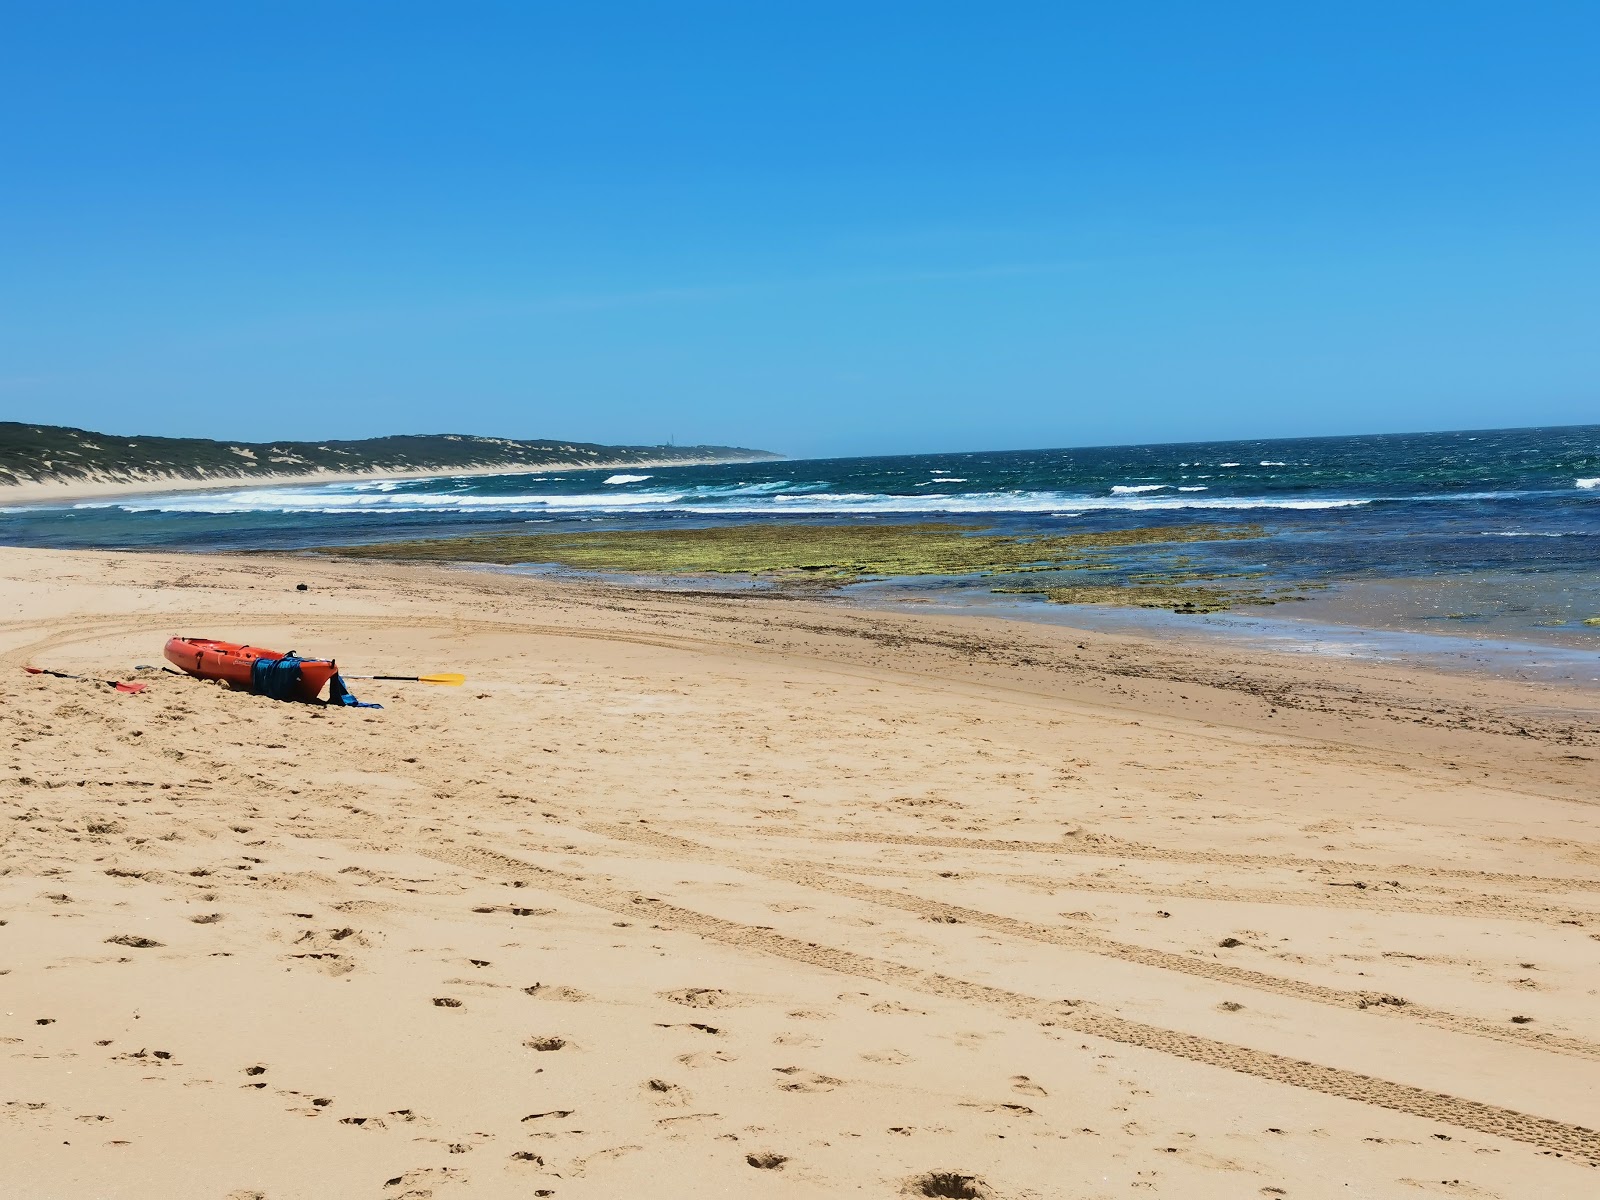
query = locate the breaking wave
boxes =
[77,480,1377,518]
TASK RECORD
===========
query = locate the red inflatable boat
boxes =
[164,637,339,702]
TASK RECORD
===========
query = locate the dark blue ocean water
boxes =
[5,423,1599,650]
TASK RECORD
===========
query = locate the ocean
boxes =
[5,424,1599,678]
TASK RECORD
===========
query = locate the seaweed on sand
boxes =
[992,582,1315,614]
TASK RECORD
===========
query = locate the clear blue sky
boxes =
[3,2,1597,459]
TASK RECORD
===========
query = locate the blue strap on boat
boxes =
[328,672,382,709]
[249,653,382,709]
[250,653,306,701]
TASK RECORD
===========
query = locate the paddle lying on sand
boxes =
[24,666,149,694]
[342,673,467,686]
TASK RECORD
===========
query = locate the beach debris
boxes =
[22,666,147,694]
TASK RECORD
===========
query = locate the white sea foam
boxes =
[81,484,1377,517]
[1219,462,1241,467]
[1259,461,1286,467]
[603,474,653,485]
[55,473,1553,519]
[1578,477,1599,489]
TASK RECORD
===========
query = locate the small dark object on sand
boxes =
[296,583,309,591]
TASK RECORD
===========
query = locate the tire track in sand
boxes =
[716,823,1600,895]
[800,858,1594,928]
[423,840,1600,1164]
[585,821,1600,1063]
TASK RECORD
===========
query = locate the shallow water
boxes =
[857,585,1600,690]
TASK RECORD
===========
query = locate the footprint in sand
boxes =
[293,927,372,950]
[286,951,355,977]
[662,987,742,1009]
[861,1050,912,1065]
[871,1001,928,1015]
[382,1166,463,1193]
[960,1101,1034,1116]
[524,983,591,1001]
[904,1172,993,1198]
[643,1078,690,1106]
[678,1049,737,1068]
[1010,1075,1048,1096]
[772,1067,842,1093]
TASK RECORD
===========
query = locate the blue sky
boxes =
[2,2,1597,459]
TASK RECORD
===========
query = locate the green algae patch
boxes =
[993,581,1314,614]
[318,522,1263,582]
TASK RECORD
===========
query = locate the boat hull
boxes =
[164,637,338,702]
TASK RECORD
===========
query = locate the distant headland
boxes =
[0,422,782,503]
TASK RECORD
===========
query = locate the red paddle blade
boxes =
[23,666,44,674]
[113,682,149,694]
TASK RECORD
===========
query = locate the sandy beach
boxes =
[2,546,1598,1199]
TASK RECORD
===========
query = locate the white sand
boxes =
[2,547,1598,1198]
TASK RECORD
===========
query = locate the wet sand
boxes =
[2,547,1598,1198]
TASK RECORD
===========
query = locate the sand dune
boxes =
[2,547,1597,1198]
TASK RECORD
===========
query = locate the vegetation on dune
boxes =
[320,521,1303,612]
[0,422,778,488]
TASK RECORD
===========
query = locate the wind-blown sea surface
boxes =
[5,424,1599,672]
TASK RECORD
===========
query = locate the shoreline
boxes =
[3,543,1599,1195]
[475,559,1600,683]
[9,541,1600,733]
[0,454,780,506]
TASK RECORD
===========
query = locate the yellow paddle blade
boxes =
[418,673,466,686]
